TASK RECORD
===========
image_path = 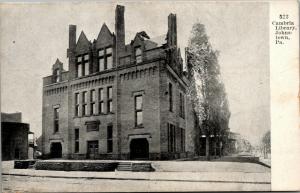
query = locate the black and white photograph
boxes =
[0,1,299,192]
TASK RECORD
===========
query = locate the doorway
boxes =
[130,138,149,160]
[87,140,98,159]
[50,142,62,158]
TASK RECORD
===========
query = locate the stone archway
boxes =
[50,142,62,158]
[130,138,149,160]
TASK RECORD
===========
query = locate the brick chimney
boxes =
[167,14,177,47]
[67,24,76,79]
[68,25,77,51]
[115,5,125,55]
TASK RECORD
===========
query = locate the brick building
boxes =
[1,112,30,160]
[42,5,196,160]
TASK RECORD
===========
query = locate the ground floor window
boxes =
[180,128,185,152]
[107,125,113,153]
[75,129,79,153]
[168,123,176,152]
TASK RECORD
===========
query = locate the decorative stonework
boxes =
[119,66,157,82]
[70,75,115,91]
[44,86,68,96]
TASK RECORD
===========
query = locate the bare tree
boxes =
[186,23,230,160]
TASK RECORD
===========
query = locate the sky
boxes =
[0,1,269,146]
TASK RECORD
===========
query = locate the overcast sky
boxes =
[0,1,269,145]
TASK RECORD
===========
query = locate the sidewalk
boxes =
[2,168,270,184]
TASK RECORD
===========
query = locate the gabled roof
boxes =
[96,23,114,46]
[131,33,145,45]
[76,31,91,51]
[54,58,62,65]
[96,23,113,41]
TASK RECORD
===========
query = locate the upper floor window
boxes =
[76,54,89,77]
[75,93,80,117]
[54,107,59,133]
[135,95,143,127]
[135,47,142,64]
[99,88,104,114]
[82,91,87,116]
[54,69,60,83]
[169,83,173,112]
[90,90,96,115]
[179,93,185,119]
[107,87,113,113]
[98,47,113,72]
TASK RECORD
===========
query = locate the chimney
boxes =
[69,25,77,51]
[68,24,76,79]
[167,14,177,47]
[115,5,125,54]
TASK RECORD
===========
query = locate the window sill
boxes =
[73,113,114,118]
[134,125,144,129]
[87,130,99,132]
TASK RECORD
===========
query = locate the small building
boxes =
[42,5,197,160]
[1,112,30,160]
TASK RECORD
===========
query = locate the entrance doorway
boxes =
[87,141,98,159]
[50,142,62,158]
[130,138,149,160]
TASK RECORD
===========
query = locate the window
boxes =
[82,91,87,116]
[98,47,113,72]
[180,128,185,152]
[75,129,79,153]
[168,123,176,152]
[86,121,99,132]
[54,69,60,83]
[98,88,104,114]
[76,54,89,77]
[76,57,82,77]
[135,95,143,127]
[107,125,113,153]
[107,87,113,113]
[90,90,96,115]
[179,93,185,118]
[135,47,142,63]
[169,83,173,112]
[106,48,113,69]
[54,107,59,133]
[75,93,80,116]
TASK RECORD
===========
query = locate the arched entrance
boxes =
[130,138,149,160]
[50,142,62,158]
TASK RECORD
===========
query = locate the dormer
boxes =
[52,59,64,83]
[96,23,114,48]
[76,31,92,54]
[131,31,150,64]
[75,31,92,78]
[95,23,115,72]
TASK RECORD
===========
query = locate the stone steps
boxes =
[116,162,132,171]
[116,162,155,172]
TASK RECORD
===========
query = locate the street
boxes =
[2,174,270,192]
[1,160,271,192]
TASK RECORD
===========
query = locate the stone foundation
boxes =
[35,161,118,171]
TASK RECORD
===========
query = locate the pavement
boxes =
[1,160,271,192]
